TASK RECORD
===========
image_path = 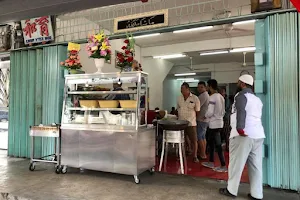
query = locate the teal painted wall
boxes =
[255,19,269,185]
[256,12,300,191]
[8,45,67,158]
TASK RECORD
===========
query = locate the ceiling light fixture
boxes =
[153,54,186,59]
[177,78,195,81]
[173,26,213,34]
[133,33,161,39]
[186,79,199,83]
[174,73,196,77]
[230,47,256,53]
[200,50,229,56]
[233,20,256,26]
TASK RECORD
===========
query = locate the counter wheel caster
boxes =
[134,176,140,184]
[29,163,35,171]
[149,167,155,175]
[61,166,67,174]
[55,165,61,174]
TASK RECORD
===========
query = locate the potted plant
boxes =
[86,30,111,73]
[60,50,84,74]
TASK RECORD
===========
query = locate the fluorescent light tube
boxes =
[233,20,256,26]
[186,80,199,83]
[177,78,195,81]
[133,33,161,39]
[200,50,229,56]
[153,54,186,59]
[174,73,196,77]
[230,47,256,53]
[173,26,213,33]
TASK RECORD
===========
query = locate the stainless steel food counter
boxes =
[60,72,154,183]
[60,125,155,184]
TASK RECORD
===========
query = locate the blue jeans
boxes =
[197,121,208,141]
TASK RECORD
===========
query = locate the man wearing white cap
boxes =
[219,74,265,200]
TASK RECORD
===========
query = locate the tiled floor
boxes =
[0,150,299,200]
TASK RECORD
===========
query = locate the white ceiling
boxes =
[135,22,255,47]
[169,51,254,66]
[136,21,255,66]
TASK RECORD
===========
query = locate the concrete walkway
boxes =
[0,151,298,200]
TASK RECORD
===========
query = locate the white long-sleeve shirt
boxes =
[205,93,225,129]
[230,88,265,139]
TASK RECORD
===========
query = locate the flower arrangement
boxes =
[60,50,82,70]
[86,30,111,61]
[132,60,143,71]
[116,35,135,70]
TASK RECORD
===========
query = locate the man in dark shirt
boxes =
[106,82,130,101]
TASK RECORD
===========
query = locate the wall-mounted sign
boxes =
[251,0,281,13]
[21,16,54,45]
[114,9,168,33]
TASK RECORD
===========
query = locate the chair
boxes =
[159,130,186,174]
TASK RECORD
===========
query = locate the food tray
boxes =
[98,100,119,108]
[79,100,99,108]
[119,100,137,109]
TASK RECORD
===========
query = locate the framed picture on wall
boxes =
[251,0,282,13]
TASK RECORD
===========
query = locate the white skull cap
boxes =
[239,74,254,86]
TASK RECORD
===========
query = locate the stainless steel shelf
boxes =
[66,107,142,112]
[68,91,139,95]
[61,123,147,131]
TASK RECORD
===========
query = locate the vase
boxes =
[94,58,105,73]
[123,66,132,72]
[68,69,85,74]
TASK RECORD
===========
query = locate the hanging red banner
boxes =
[291,0,300,11]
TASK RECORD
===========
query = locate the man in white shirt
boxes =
[196,81,209,159]
[202,79,227,172]
[177,82,201,163]
[219,75,265,200]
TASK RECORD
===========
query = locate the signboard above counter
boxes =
[114,9,168,33]
[21,16,54,45]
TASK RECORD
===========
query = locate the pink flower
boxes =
[100,50,107,56]
[60,62,64,65]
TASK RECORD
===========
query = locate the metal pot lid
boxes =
[157,119,189,125]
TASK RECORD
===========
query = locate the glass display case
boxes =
[61,71,148,129]
[60,72,155,184]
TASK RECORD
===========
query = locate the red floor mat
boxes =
[155,152,249,183]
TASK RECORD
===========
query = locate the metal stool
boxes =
[159,130,186,174]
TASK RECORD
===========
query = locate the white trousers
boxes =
[227,136,264,199]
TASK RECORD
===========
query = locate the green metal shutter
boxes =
[8,45,67,158]
[260,12,300,191]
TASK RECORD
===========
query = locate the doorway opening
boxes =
[136,20,255,182]
[0,54,10,150]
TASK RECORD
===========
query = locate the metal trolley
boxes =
[28,124,63,174]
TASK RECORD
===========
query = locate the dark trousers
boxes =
[207,128,226,166]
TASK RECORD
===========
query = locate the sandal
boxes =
[197,156,207,160]
[219,188,236,198]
